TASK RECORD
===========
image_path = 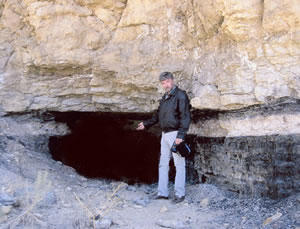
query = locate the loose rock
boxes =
[156,219,188,229]
[263,212,282,226]
[0,192,16,206]
[96,217,113,229]
[133,196,150,207]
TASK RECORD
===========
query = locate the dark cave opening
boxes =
[49,112,161,184]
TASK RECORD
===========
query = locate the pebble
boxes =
[142,185,155,194]
[0,192,16,206]
[133,197,150,207]
[263,212,282,226]
[126,186,137,192]
[80,177,88,181]
[99,185,112,191]
[96,217,112,229]
[62,201,72,208]
[200,198,209,208]
[160,205,168,213]
[82,182,88,188]
[0,206,12,215]
[156,219,187,229]
[253,206,260,212]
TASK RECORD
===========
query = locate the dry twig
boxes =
[74,192,96,229]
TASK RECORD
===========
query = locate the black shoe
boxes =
[172,196,185,204]
[152,195,168,200]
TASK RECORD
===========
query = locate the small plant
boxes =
[6,170,52,228]
[74,182,126,229]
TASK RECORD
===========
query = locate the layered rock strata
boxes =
[0,0,300,198]
[0,0,299,113]
[189,98,300,198]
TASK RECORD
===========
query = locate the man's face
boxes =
[161,78,174,92]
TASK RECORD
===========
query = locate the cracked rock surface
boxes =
[0,0,300,113]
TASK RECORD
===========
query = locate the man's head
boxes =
[159,72,174,92]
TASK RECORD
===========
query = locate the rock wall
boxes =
[189,98,300,198]
[0,0,300,113]
[0,0,300,198]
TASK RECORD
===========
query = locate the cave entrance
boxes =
[49,112,161,184]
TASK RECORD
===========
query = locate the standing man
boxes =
[136,72,191,204]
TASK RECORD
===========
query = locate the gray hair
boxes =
[159,72,174,81]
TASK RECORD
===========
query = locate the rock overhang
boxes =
[0,0,300,199]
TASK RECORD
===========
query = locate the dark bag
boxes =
[176,141,191,157]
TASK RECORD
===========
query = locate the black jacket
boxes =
[143,86,191,139]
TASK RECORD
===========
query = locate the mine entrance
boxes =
[49,112,161,184]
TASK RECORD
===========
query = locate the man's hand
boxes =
[175,138,183,145]
[136,122,145,130]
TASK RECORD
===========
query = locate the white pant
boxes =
[158,131,186,198]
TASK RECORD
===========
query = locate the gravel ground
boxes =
[0,155,299,229]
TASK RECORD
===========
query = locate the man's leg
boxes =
[157,132,172,197]
[172,152,186,198]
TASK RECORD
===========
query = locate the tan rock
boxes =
[189,112,300,138]
[187,0,224,40]
[118,0,168,27]
[191,85,220,110]
[263,0,300,34]
[221,0,263,42]
[220,94,256,110]
[0,0,300,113]
[94,7,118,29]
[263,212,282,226]
[76,0,126,30]
[254,67,290,102]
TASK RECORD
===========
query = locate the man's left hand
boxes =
[175,138,183,145]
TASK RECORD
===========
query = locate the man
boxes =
[136,72,191,204]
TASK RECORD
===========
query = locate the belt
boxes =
[162,129,178,134]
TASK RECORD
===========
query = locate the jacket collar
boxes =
[163,86,177,99]
[169,86,178,96]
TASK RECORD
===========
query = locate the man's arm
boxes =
[143,107,159,128]
[176,92,191,140]
[136,104,160,130]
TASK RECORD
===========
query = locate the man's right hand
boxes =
[136,122,145,130]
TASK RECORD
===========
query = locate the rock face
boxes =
[191,134,300,198]
[0,0,300,113]
[188,98,300,198]
[0,0,300,198]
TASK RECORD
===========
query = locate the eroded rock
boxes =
[0,0,299,113]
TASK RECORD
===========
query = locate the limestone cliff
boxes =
[0,0,299,114]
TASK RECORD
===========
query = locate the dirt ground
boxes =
[0,154,299,229]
